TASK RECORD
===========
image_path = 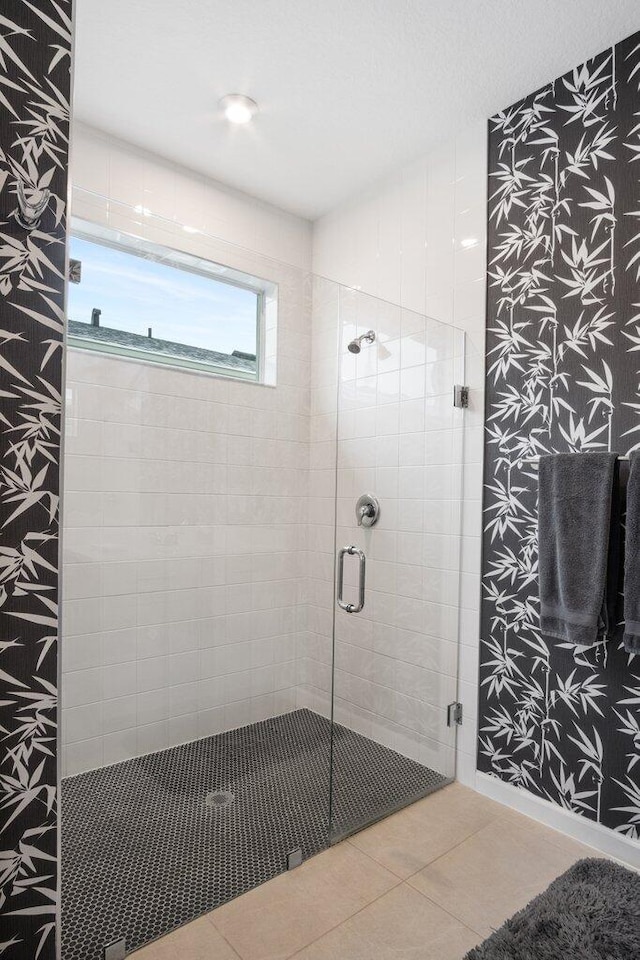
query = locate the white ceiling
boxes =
[74,0,640,220]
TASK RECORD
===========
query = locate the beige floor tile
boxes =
[407,814,595,937]
[292,883,481,960]
[132,917,240,959]
[502,810,604,859]
[347,782,505,879]
[209,841,399,960]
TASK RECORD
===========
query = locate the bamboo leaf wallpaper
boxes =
[480,31,640,835]
[0,2,71,958]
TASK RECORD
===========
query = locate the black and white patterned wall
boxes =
[0,3,71,958]
[480,31,640,835]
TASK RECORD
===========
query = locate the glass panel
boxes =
[328,290,465,841]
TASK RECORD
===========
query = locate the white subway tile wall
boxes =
[62,126,314,775]
[312,119,488,786]
[63,338,311,773]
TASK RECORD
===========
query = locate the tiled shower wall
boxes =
[312,120,488,785]
[62,126,313,774]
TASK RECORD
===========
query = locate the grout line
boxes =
[283,854,488,960]
[343,836,409,881]
[404,870,488,936]
[344,804,503,885]
[403,815,502,880]
[205,840,407,960]
[403,885,486,940]
[203,913,244,959]
[287,876,407,959]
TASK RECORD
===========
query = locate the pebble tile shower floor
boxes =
[61,708,448,959]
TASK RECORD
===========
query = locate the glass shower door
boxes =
[328,289,466,841]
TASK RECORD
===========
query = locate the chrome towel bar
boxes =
[523,454,629,465]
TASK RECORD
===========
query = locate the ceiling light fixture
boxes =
[219,94,258,125]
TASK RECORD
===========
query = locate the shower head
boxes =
[347,330,376,354]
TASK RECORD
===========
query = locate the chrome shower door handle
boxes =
[337,545,366,613]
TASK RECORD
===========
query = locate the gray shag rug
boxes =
[465,858,640,960]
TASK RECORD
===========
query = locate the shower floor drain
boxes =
[205,790,235,809]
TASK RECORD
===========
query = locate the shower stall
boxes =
[60,200,466,959]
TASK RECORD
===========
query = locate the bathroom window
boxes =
[67,221,276,381]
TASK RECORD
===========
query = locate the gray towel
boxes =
[624,452,640,653]
[538,452,620,646]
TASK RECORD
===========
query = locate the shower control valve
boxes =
[356,493,380,527]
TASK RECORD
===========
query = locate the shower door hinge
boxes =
[453,385,469,409]
[447,701,463,727]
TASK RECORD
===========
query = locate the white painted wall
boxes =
[62,126,313,774]
[312,119,488,787]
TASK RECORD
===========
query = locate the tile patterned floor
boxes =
[132,782,607,960]
[61,709,447,959]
